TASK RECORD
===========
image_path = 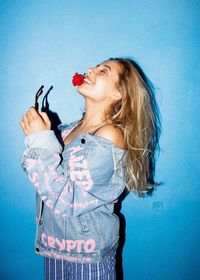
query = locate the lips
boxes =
[72,72,95,87]
[84,76,94,85]
[72,73,85,86]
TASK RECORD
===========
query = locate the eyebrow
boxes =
[96,64,112,72]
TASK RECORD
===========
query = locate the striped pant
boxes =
[44,255,116,280]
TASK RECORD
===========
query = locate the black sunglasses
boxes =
[34,85,44,111]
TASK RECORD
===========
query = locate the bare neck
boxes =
[80,99,109,129]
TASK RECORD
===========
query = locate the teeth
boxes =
[84,77,93,85]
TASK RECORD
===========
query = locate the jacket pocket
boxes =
[36,194,44,225]
[38,200,44,225]
[78,213,90,232]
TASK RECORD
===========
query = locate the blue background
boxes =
[1,1,200,279]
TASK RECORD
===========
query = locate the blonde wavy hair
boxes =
[79,57,161,197]
[108,57,161,197]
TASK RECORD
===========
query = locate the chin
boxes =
[77,87,92,97]
[77,87,86,96]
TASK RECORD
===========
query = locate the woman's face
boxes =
[77,60,122,104]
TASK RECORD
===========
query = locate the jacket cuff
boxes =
[24,130,63,153]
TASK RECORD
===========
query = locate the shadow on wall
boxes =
[114,190,128,280]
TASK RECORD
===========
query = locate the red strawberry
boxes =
[72,73,84,86]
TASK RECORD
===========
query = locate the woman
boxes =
[20,57,161,279]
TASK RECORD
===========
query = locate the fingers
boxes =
[22,114,29,127]
[20,107,51,135]
[25,107,41,123]
[20,107,39,135]
[20,115,29,135]
[39,111,51,128]
[26,110,34,121]
[29,107,40,118]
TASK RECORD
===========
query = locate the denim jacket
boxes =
[21,120,127,263]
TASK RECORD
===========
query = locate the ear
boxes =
[111,89,122,101]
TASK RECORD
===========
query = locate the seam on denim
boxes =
[88,135,106,150]
[112,147,116,171]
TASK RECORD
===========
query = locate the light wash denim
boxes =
[21,121,127,263]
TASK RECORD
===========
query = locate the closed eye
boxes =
[100,69,106,73]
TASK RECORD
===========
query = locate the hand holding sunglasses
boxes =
[20,85,51,136]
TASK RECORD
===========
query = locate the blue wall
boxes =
[1,1,200,279]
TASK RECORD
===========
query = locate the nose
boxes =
[87,67,96,77]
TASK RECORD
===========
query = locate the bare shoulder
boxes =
[95,124,126,149]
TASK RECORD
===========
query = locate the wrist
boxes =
[26,128,50,136]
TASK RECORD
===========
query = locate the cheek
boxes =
[92,83,110,101]
[95,79,114,96]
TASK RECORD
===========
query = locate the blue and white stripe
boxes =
[44,255,116,280]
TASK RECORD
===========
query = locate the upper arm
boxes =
[94,124,125,149]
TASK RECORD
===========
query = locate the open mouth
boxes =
[84,76,94,85]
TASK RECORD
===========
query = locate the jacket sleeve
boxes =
[21,129,126,217]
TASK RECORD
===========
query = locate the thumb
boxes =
[39,111,51,127]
